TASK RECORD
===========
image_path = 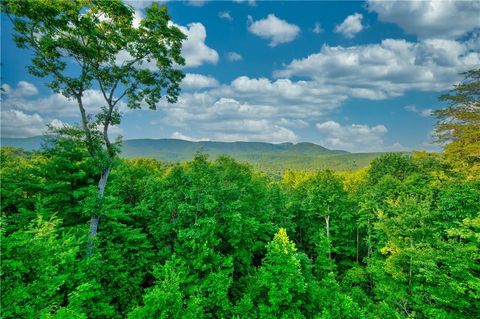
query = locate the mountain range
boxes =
[1,136,383,172]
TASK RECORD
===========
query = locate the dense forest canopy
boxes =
[1,134,479,318]
[1,0,480,318]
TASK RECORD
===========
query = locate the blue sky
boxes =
[2,0,479,152]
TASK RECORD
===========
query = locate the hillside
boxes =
[1,136,382,171]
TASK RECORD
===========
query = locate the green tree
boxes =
[367,153,417,185]
[247,228,307,318]
[127,261,186,319]
[0,147,41,231]
[1,213,81,318]
[302,170,349,260]
[2,0,186,254]
[434,69,480,173]
[37,134,97,226]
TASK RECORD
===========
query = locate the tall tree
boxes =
[434,69,480,166]
[2,0,186,254]
[246,228,308,318]
[303,170,348,260]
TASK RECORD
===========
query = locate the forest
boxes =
[2,133,480,319]
[1,1,479,318]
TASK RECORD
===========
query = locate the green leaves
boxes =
[434,69,480,174]
[1,214,81,318]
[247,228,308,318]
[1,145,479,318]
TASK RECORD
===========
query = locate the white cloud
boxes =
[218,11,233,21]
[313,22,323,34]
[367,0,480,39]
[2,81,38,97]
[226,76,346,115]
[205,119,298,143]
[117,14,218,69]
[182,73,219,89]
[315,120,393,152]
[159,96,299,143]
[2,89,128,118]
[335,13,364,39]
[404,104,434,117]
[247,14,300,47]
[176,22,219,67]
[146,68,355,143]
[275,38,480,99]
[227,52,243,61]
[171,131,208,141]
[0,109,64,138]
[278,118,309,128]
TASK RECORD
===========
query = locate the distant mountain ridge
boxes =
[1,136,347,156]
[121,138,348,160]
[1,136,381,172]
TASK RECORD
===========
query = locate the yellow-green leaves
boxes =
[434,69,480,172]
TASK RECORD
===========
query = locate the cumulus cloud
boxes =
[226,76,346,115]
[275,38,480,99]
[146,69,355,143]
[182,73,219,89]
[152,88,312,143]
[218,11,233,21]
[205,119,298,143]
[227,52,243,61]
[149,74,348,144]
[2,81,38,98]
[278,118,309,128]
[2,88,129,118]
[9,34,477,145]
[160,97,299,143]
[315,120,393,152]
[117,15,219,69]
[367,0,480,39]
[171,122,297,144]
[175,22,219,67]
[0,109,64,138]
[247,14,300,47]
[335,13,364,39]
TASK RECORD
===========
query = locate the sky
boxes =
[1,0,479,152]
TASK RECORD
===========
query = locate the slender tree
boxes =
[2,0,186,254]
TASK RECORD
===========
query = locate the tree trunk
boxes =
[325,214,331,259]
[86,99,115,256]
[86,166,110,256]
